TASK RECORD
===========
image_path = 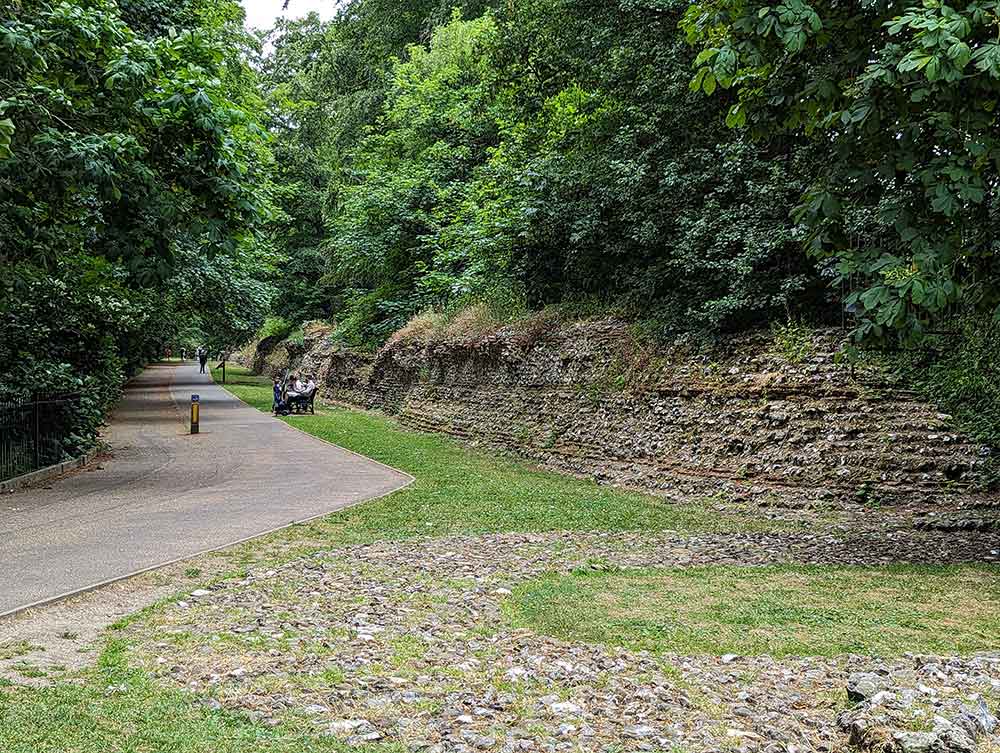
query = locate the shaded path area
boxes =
[0,362,411,616]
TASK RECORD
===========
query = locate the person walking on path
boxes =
[197,347,208,374]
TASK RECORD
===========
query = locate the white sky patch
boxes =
[242,0,340,31]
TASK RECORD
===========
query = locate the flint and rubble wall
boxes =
[253,319,994,508]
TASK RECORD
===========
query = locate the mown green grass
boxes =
[0,642,395,753]
[508,564,1000,657]
[6,363,993,752]
[217,365,783,544]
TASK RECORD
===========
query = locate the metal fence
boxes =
[0,393,82,483]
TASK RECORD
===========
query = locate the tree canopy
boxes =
[2,0,998,452]
[0,0,273,448]
[260,0,833,345]
[682,0,1000,344]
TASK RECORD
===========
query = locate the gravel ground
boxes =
[124,531,1000,753]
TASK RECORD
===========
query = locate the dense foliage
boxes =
[261,0,832,344]
[883,318,1000,447]
[683,0,1000,345]
[0,0,272,453]
[4,0,999,458]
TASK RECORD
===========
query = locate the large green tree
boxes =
[1,0,265,278]
[257,1,499,333]
[327,11,502,342]
[0,0,273,451]
[683,0,1000,344]
[480,0,828,331]
[277,0,828,342]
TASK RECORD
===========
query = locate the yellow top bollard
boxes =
[191,394,200,434]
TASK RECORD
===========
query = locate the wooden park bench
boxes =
[288,387,317,415]
[274,386,317,416]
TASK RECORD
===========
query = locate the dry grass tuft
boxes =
[387,310,448,347]
[437,304,503,344]
[507,307,564,352]
[386,304,614,353]
[388,305,508,348]
[301,320,334,342]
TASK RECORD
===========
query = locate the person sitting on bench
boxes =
[287,375,317,413]
[287,374,305,400]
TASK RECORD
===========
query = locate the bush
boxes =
[258,317,295,342]
[905,318,1000,448]
[862,315,1000,451]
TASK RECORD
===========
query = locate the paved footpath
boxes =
[0,361,411,617]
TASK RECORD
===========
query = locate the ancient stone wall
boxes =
[260,318,995,509]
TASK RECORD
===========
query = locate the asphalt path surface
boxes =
[0,361,411,617]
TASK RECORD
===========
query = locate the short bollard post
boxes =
[190,394,200,434]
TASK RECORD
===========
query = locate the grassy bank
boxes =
[1,364,770,753]
[3,363,998,752]
[222,366,1000,658]
[216,365,781,543]
[0,641,368,753]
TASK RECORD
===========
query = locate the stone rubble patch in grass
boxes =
[118,532,1000,752]
[840,675,999,753]
[0,642,387,753]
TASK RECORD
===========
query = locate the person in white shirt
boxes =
[287,374,305,399]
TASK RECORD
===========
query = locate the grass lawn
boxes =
[1,364,775,753]
[0,642,393,753]
[508,564,1000,657]
[219,366,1000,659]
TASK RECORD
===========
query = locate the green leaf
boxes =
[925,57,940,81]
[694,48,720,65]
[690,68,708,92]
[703,70,717,94]
[0,117,14,161]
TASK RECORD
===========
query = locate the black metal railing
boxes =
[0,393,82,482]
